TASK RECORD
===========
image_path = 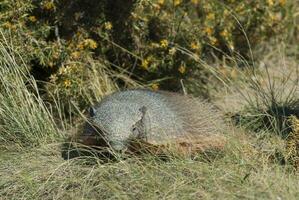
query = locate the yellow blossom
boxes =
[210,37,218,45]
[160,39,169,48]
[59,66,72,75]
[190,41,200,50]
[77,43,85,50]
[44,1,55,10]
[204,27,213,35]
[82,39,98,49]
[169,47,177,55]
[104,22,113,30]
[141,58,150,70]
[267,0,274,6]
[206,13,215,20]
[191,0,199,5]
[279,0,286,5]
[178,65,186,74]
[174,0,182,6]
[220,29,229,38]
[28,16,37,22]
[64,79,71,88]
[151,83,159,91]
[71,51,81,59]
[158,0,165,5]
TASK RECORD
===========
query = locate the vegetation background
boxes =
[0,0,299,199]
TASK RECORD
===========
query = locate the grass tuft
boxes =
[0,34,62,147]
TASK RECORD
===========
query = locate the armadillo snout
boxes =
[109,140,128,152]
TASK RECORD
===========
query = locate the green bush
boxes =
[0,0,296,107]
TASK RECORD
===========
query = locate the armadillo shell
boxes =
[129,90,227,155]
[142,91,227,145]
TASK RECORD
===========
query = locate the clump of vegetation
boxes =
[0,35,61,147]
[233,65,299,138]
[0,0,296,109]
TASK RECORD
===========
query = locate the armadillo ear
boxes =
[89,107,96,117]
[136,106,147,140]
[139,106,147,115]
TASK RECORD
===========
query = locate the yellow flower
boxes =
[44,1,55,10]
[174,0,182,6]
[151,83,159,91]
[82,39,98,49]
[210,37,218,45]
[206,13,215,21]
[59,66,72,75]
[190,41,200,50]
[279,0,286,6]
[158,0,165,5]
[220,30,229,38]
[191,0,199,5]
[104,22,113,30]
[204,27,213,35]
[28,16,37,22]
[267,0,274,6]
[160,39,169,48]
[71,51,81,59]
[77,43,85,50]
[141,58,150,70]
[178,65,186,74]
[64,79,71,88]
[169,47,177,55]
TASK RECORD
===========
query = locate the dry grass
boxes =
[1,32,299,200]
[1,130,299,200]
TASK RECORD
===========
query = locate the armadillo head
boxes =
[82,102,147,152]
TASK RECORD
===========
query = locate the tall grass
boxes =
[0,33,62,147]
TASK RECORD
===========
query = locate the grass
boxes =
[1,131,299,200]
[232,43,299,138]
[0,35,62,147]
[1,31,299,200]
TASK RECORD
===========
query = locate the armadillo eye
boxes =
[131,126,139,136]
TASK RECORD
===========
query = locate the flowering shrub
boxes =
[0,0,296,106]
